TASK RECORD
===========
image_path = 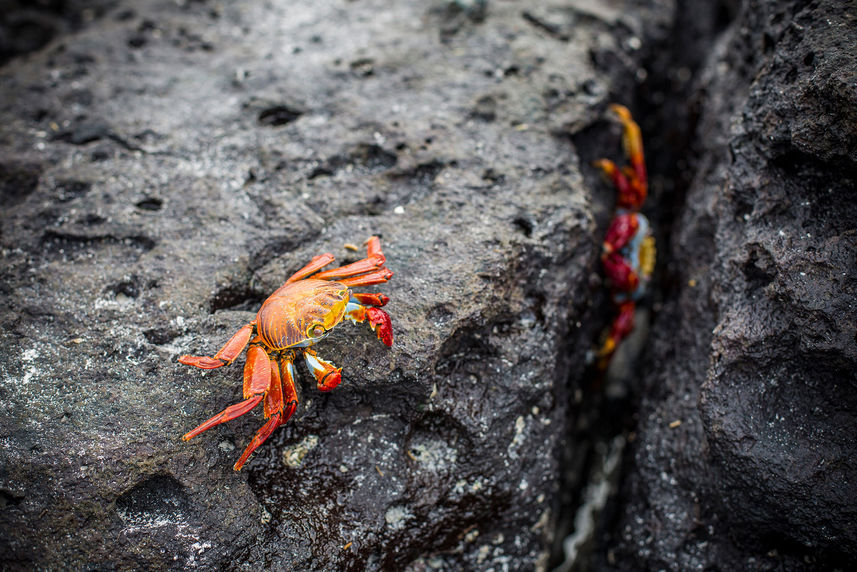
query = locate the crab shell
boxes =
[613,212,655,303]
[257,279,350,350]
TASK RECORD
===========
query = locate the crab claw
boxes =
[304,350,343,392]
[367,307,393,347]
[351,292,390,307]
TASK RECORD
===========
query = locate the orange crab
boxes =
[179,237,393,470]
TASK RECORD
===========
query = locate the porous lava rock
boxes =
[602,0,857,569]
[0,0,668,569]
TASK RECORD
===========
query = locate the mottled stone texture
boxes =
[603,0,857,570]
[3,0,854,570]
[0,0,668,569]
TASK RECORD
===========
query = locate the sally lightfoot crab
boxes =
[179,237,393,470]
[594,105,656,369]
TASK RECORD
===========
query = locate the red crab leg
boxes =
[597,300,636,368]
[303,348,342,392]
[182,345,271,441]
[609,104,647,191]
[286,253,336,284]
[602,213,639,255]
[344,302,393,347]
[602,252,640,293]
[313,236,387,281]
[593,158,631,197]
[233,354,299,470]
[350,292,389,307]
[338,268,394,288]
[178,322,255,369]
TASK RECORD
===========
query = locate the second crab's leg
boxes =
[609,103,646,190]
[602,213,639,255]
[178,322,255,369]
[182,344,272,441]
[597,301,636,369]
[233,353,300,470]
[594,104,648,210]
[344,300,393,346]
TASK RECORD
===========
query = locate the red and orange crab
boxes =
[593,104,655,369]
[179,237,394,470]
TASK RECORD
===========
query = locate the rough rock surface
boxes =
[4,0,854,569]
[0,0,668,569]
[601,0,857,569]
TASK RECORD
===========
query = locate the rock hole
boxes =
[742,246,775,292]
[55,179,92,202]
[210,284,265,313]
[115,474,191,523]
[426,304,454,327]
[53,118,112,145]
[350,58,375,76]
[389,160,444,186]
[108,277,142,299]
[348,143,397,171]
[0,489,25,508]
[127,34,146,48]
[258,105,304,127]
[513,216,534,237]
[482,168,505,185]
[144,327,181,345]
[0,14,57,65]
[471,95,497,121]
[308,165,336,179]
[0,161,41,206]
[77,213,106,226]
[135,197,163,211]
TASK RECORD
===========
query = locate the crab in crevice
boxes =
[178,237,393,470]
[593,104,656,370]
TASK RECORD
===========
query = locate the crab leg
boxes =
[609,103,647,190]
[178,322,255,369]
[597,300,636,369]
[339,268,394,288]
[602,213,640,255]
[233,354,300,470]
[313,236,387,281]
[593,158,633,200]
[594,105,648,210]
[602,253,640,293]
[304,348,343,391]
[182,345,271,441]
[344,301,393,346]
[285,253,336,284]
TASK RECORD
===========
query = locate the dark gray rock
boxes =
[603,0,857,569]
[0,0,669,569]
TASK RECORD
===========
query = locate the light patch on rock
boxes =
[507,415,527,459]
[282,434,319,468]
[409,438,457,472]
[384,505,413,531]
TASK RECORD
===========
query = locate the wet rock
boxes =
[602,0,857,569]
[0,0,668,569]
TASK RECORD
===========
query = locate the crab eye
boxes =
[309,325,326,338]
